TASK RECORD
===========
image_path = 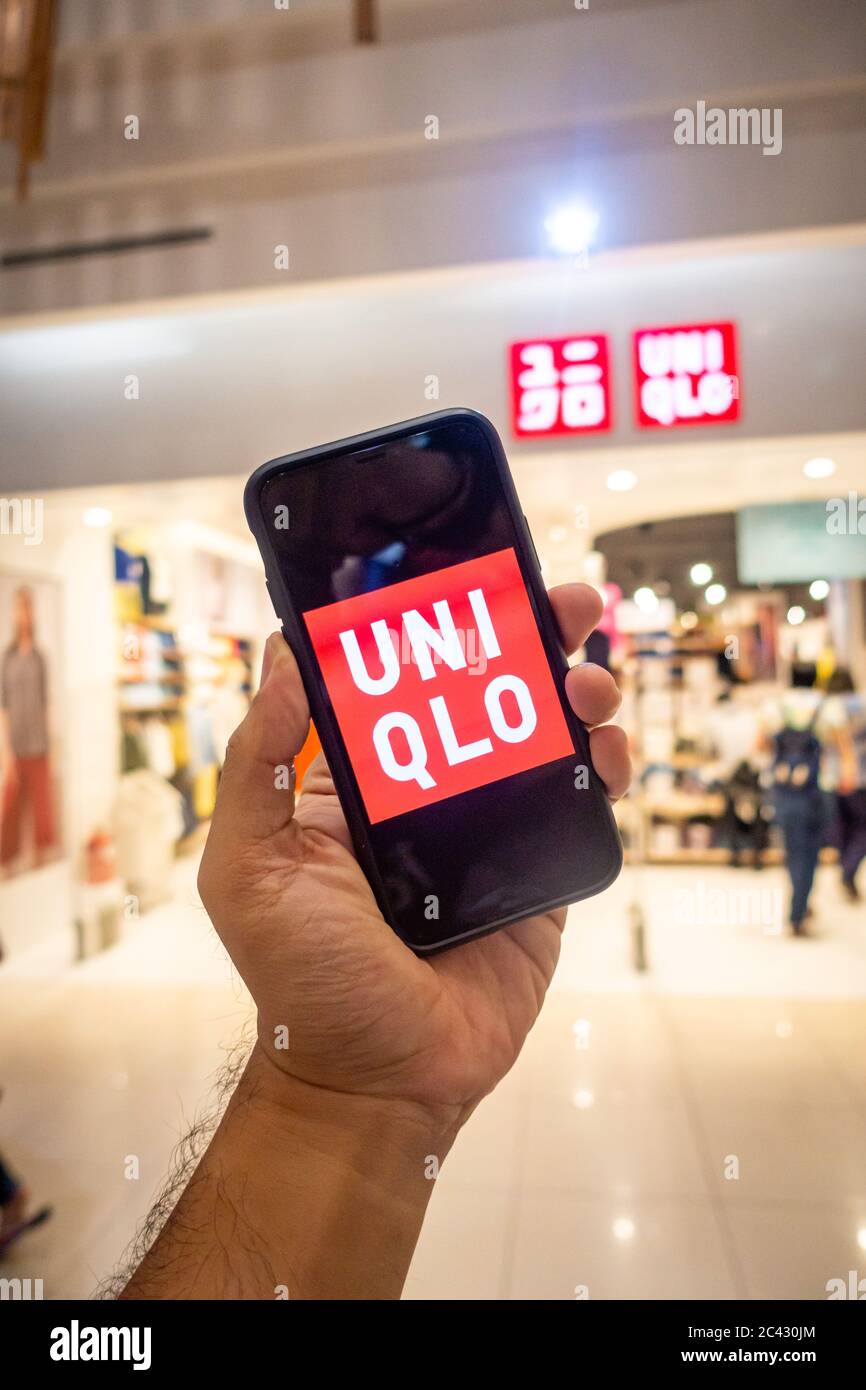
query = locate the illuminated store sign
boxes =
[633,321,740,428]
[509,334,612,438]
[508,322,740,437]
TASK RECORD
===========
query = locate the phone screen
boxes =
[261,416,619,949]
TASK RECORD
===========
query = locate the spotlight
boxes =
[544,202,600,256]
[606,469,637,492]
[803,457,836,479]
[634,586,659,613]
[612,1217,635,1242]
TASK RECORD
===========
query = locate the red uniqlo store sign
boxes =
[509,334,612,438]
[303,549,574,823]
[508,322,739,437]
[633,321,739,428]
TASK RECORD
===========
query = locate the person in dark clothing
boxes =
[760,662,829,935]
[0,1118,51,1254]
[823,667,866,902]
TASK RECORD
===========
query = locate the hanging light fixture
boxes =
[354,0,378,44]
[0,0,58,199]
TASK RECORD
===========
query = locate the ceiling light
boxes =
[809,579,830,601]
[705,583,727,605]
[787,605,806,626]
[634,586,659,613]
[544,201,600,256]
[606,469,637,492]
[803,457,836,479]
[680,610,699,629]
[690,562,713,585]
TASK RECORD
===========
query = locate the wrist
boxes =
[244,1041,463,1180]
[207,1044,460,1298]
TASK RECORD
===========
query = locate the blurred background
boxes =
[1,0,865,1300]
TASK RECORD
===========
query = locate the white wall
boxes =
[1,231,865,493]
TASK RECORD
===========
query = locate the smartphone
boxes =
[244,408,622,953]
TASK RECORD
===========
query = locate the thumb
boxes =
[208,631,310,848]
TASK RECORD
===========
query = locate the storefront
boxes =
[0,484,273,963]
[1,223,864,964]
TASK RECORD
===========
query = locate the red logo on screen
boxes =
[303,549,574,823]
[509,334,612,438]
[633,321,739,428]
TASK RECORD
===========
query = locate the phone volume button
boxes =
[265,575,282,617]
[523,515,542,570]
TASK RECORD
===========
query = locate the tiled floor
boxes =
[1,856,864,1300]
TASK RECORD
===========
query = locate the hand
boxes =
[198,582,630,1134]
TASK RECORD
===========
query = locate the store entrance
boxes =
[577,505,866,990]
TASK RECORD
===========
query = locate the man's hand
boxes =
[121,581,629,1300]
[199,582,629,1130]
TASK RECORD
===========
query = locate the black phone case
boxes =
[244,407,622,952]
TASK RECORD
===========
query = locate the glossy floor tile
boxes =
[723,1199,866,1300]
[0,859,863,1300]
[508,1194,740,1300]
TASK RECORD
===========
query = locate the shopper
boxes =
[0,586,56,876]
[708,691,767,867]
[119,586,630,1300]
[0,1091,52,1255]
[761,662,829,935]
[822,667,866,902]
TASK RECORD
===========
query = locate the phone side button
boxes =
[523,514,542,570]
[265,576,283,619]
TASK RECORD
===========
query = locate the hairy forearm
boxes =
[119,1044,458,1300]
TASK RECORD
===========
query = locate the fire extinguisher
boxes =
[85,828,117,884]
